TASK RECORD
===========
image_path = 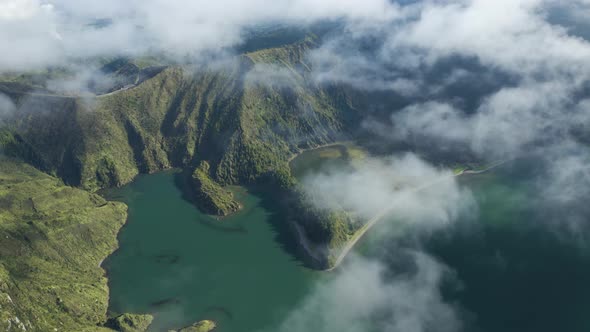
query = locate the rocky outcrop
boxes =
[191,161,241,216]
[105,314,154,332]
[174,320,216,332]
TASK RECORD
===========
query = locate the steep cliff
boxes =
[0,39,366,268]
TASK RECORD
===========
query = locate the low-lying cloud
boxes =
[0,93,16,121]
[302,153,476,230]
[0,0,400,71]
[380,80,589,159]
[244,64,301,88]
[289,151,479,332]
[5,1,590,331]
[274,252,461,332]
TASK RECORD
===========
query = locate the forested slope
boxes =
[0,39,370,269]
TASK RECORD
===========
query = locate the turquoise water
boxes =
[362,161,590,332]
[105,162,590,332]
[103,170,322,332]
[431,165,590,332]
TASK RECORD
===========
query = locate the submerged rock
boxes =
[191,161,241,216]
[106,313,154,332]
[175,319,217,332]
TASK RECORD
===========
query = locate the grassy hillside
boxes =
[0,158,126,331]
[191,161,241,216]
[1,39,358,187]
[0,39,368,269]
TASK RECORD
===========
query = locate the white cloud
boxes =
[391,102,472,144]
[302,153,475,229]
[0,93,16,120]
[533,143,590,235]
[4,1,590,330]
[0,0,46,20]
[384,81,585,160]
[0,0,401,71]
[391,0,590,78]
[274,253,461,332]
[0,0,62,71]
[244,64,300,88]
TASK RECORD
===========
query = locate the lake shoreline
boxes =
[102,171,319,331]
[287,141,353,163]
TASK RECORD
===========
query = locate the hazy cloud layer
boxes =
[288,3,590,331]
[305,1,590,230]
[0,0,399,71]
[4,1,590,331]
[532,143,590,236]
[3,0,590,77]
[302,153,475,228]
[274,252,461,332]
[244,64,300,88]
[383,80,589,159]
[0,93,16,121]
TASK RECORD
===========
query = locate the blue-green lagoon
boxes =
[104,160,590,332]
[103,170,322,332]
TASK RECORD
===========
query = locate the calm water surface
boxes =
[105,161,590,332]
[104,170,322,332]
[431,162,590,332]
[362,160,590,332]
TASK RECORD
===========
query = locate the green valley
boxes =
[2,2,590,332]
[0,36,381,330]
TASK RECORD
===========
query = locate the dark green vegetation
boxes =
[1,38,358,190]
[191,161,241,216]
[0,158,126,331]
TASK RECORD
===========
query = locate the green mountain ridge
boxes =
[190,161,241,216]
[3,42,357,184]
[0,158,126,332]
[0,37,389,331]
[0,40,366,223]
[0,39,371,274]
